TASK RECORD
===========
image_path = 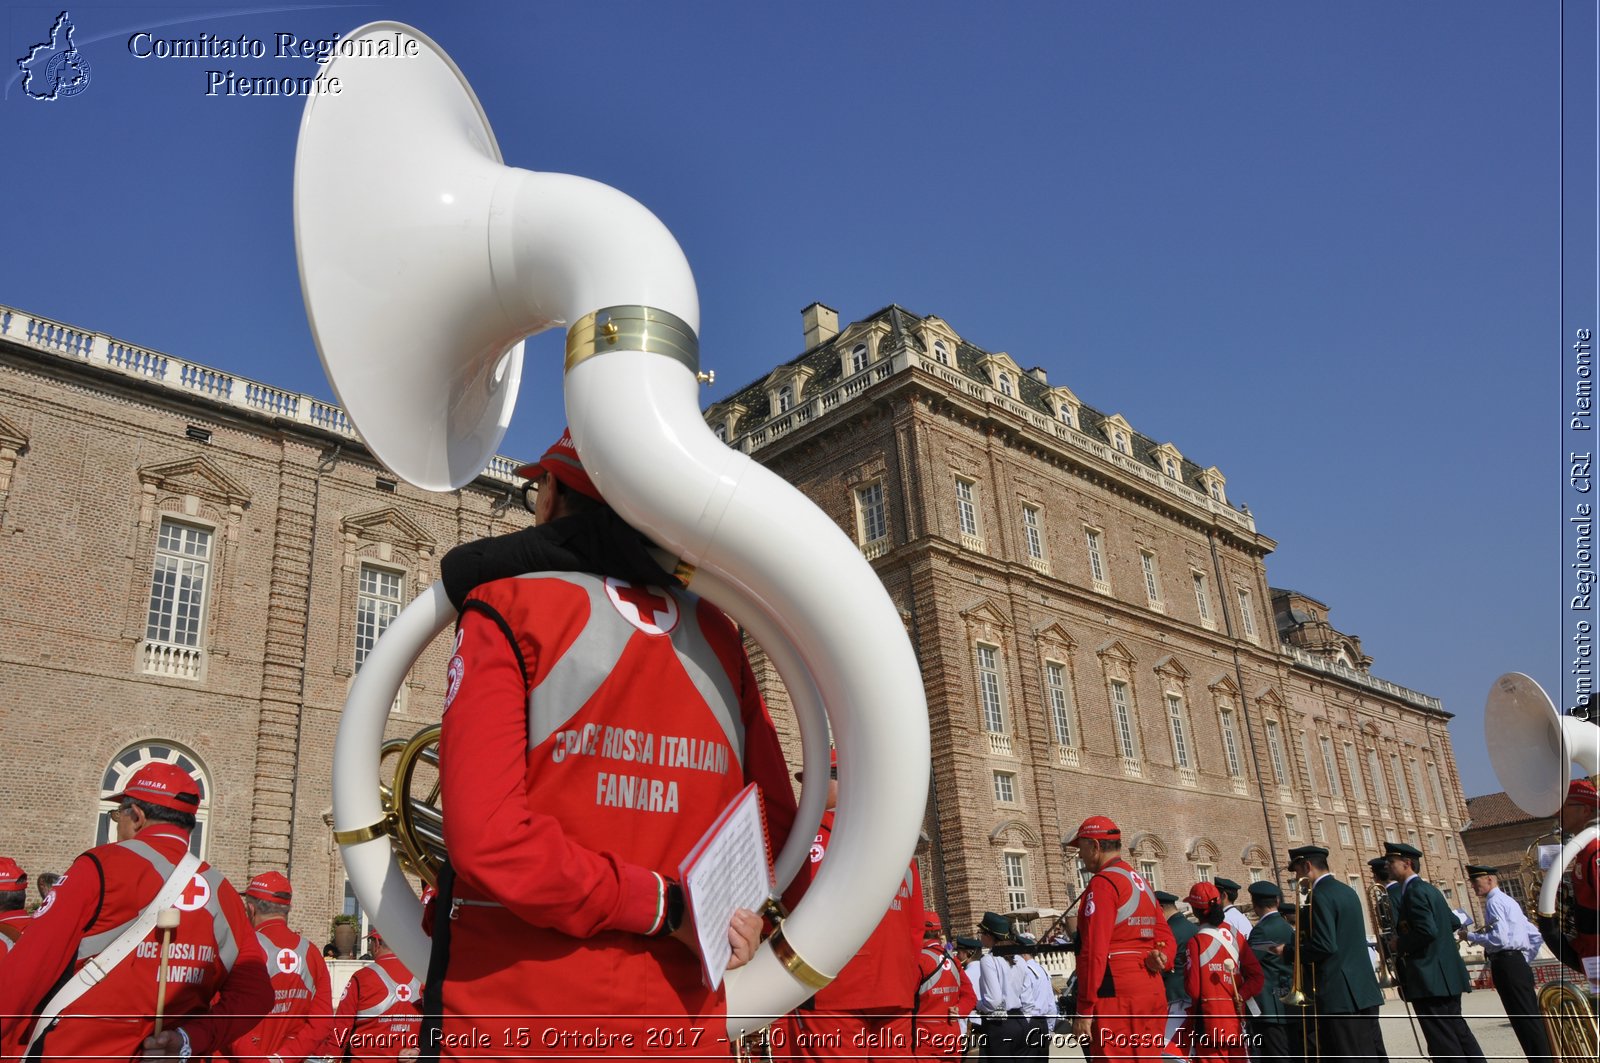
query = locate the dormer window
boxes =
[1164,457,1179,479]
[997,373,1014,397]
[851,344,868,374]
[1114,433,1129,455]
[714,424,727,442]
[1058,404,1074,427]
[1209,481,1221,500]
[933,340,950,365]
[777,385,794,414]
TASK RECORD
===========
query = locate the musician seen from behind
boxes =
[1154,890,1197,1044]
[1243,880,1294,1063]
[0,858,30,954]
[1383,841,1486,1063]
[0,762,272,1061]
[913,911,976,1063]
[1268,844,1387,1062]
[322,928,423,1062]
[1015,935,1057,1061]
[1547,777,1600,977]
[972,912,1028,1062]
[425,430,799,1057]
[1458,863,1552,1062]
[223,871,335,1063]
[1179,882,1263,1062]
[1066,816,1175,1061]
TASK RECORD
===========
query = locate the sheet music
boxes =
[680,785,773,989]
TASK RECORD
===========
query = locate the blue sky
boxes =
[2,1,1588,801]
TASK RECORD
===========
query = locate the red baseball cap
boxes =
[924,910,943,934]
[108,762,202,813]
[1184,882,1222,909]
[244,872,293,904]
[0,857,26,893]
[1068,815,1121,846]
[1566,778,1599,810]
[513,428,601,502]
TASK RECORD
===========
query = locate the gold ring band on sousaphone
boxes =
[768,925,834,991]
[565,306,699,375]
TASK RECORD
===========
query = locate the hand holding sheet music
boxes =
[679,783,775,989]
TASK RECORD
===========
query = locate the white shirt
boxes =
[976,951,1023,1016]
[1020,957,1057,1019]
[1223,905,1254,942]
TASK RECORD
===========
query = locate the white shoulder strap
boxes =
[29,851,202,1048]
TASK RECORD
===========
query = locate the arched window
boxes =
[777,385,794,414]
[851,344,868,374]
[997,373,1014,397]
[933,340,950,366]
[1058,404,1074,427]
[1114,432,1130,455]
[98,742,211,858]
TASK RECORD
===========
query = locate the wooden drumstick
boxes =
[153,908,181,1036]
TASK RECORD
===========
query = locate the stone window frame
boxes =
[1154,656,1196,776]
[1191,570,1215,629]
[854,479,889,547]
[129,457,251,683]
[1084,526,1110,593]
[1210,677,1245,781]
[955,475,982,542]
[992,770,1018,805]
[1140,549,1163,610]
[975,641,1008,735]
[354,560,407,674]
[334,509,437,711]
[1002,850,1029,910]
[1020,500,1046,563]
[1235,585,1259,641]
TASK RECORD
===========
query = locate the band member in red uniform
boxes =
[224,872,334,1062]
[0,858,29,954]
[425,431,798,1058]
[777,750,924,1062]
[1178,883,1263,1062]
[1551,777,1600,974]
[0,762,271,1060]
[1066,816,1175,1061]
[324,929,422,1061]
[913,912,972,1060]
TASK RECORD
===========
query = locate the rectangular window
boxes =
[1297,731,1314,792]
[1346,742,1367,803]
[1195,863,1213,883]
[1021,504,1044,561]
[1446,836,1457,857]
[1141,551,1161,606]
[355,564,404,671]
[1410,761,1430,814]
[1338,821,1352,845]
[1086,529,1107,586]
[1219,709,1243,777]
[1237,587,1258,640]
[856,482,887,544]
[1390,754,1413,811]
[955,478,979,538]
[1249,867,1265,883]
[1139,860,1160,889]
[1286,813,1300,839]
[1076,857,1093,893]
[1167,694,1191,769]
[1265,720,1288,783]
[993,771,1016,804]
[1320,737,1344,797]
[1362,823,1376,847]
[1367,749,1390,804]
[977,644,1006,733]
[146,520,212,647]
[1426,832,1437,852]
[1193,572,1213,626]
[1003,853,1028,910]
[1428,763,1450,817]
[1407,828,1420,848]
[1045,662,1074,746]
[1110,680,1138,760]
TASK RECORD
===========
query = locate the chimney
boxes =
[801,302,839,349]
[1027,367,1049,385]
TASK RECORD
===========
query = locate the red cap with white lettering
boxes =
[0,857,26,893]
[1067,815,1121,846]
[244,871,293,904]
[108,762,202,813]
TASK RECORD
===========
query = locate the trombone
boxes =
[1279,882,1315,1063]
[1368,881,1425,1054]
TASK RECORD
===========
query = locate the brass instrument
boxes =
[1366,883,1399,989]
[1279,886,1309,1008]
[1518,827,1575,933]
[1537,978,1599,1061]
[376,724,444,887]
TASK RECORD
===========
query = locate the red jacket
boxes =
[323,952,420,1061]
[0,910,30,954]
[435,573,798,1043]
[1183,924,1264,1014]
[0,825,271,1060]
[790,809,924,1012]
[1072,859,1175,1019]
[1574,836,1600,960]
[223,917,333,1062]
[913,940,972,1055]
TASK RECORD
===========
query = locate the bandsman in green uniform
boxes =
[1384,841,1486,1063]
[1244,881,1296,1063]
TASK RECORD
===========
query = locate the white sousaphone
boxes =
[294,22,929,1037]
[1484,673,1600,921]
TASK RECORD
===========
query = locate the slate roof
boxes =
[715,304,1221,497]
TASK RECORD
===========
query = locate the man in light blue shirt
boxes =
[1461,864,1551,1061]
